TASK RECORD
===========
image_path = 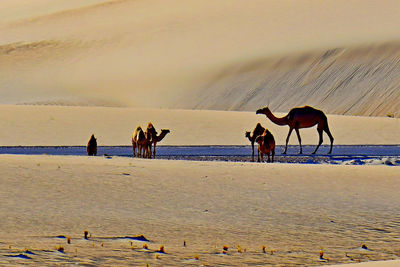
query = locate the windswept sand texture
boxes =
[0,0,400,116]
[1,155,400,266]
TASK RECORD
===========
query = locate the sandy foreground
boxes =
[0,155,399,266]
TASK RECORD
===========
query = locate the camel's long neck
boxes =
[265,110,288,126]
[156,132,169,142]
[246,135,255,143]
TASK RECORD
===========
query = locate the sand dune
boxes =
[1,0,400,115]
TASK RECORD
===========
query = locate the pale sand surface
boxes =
[0,105,399,146]
[334,260,400,267]
[0,155,400,266]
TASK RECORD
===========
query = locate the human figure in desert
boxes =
[255,128,275,162]
[87,134,97,156]
[256,106,334,154]
[245,123,265,162]
[151,129,170,158]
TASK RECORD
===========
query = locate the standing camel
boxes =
[256,106,334,154]
[87,134,97,156]
[255,129,275,162]
[132,126,141,157]
[245,123,265,162]
[151,129,170,158]
[132,123,157,158]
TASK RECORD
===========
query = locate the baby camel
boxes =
[245,123,265,162]
[255,129,276,163]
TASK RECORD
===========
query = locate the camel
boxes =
[87,134,97,156]
[132,123,157,158]
[151,129,170,158]
[256,106,334,154]
[245,123,265,162]
[132,126,142,157]
[255,129,275,163]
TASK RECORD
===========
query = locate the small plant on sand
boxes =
[67,237,71,244]
[237,245,242,253]
[319,250,324,259]
[84,230,89,240]
[157,246,165,253]
[143,243,149,250]
[319,249,329,261]
[56,245,65,253]
[194,255,200,260]
[262,245,266,253]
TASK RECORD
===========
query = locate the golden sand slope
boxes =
[1,1,400,115]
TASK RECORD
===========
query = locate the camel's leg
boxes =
[271,148,275,163]
[283,127,294,154]
[94,147,97,156]
[251,142,255,162]
[148,143,152,159]
[324,126,334,154]
[267,152,271,162]
[312,127,324,154]
[142,145,147,158]
[138,145,141,157]
[295,127,302,154]
[147,145,152,159]
[257,146,260,162]
[259,151,264,162]
[153,142,157,158]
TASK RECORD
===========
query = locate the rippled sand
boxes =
[1,155,399,266]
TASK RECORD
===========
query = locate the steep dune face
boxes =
[184,44,400,117]
[1,0,400,116]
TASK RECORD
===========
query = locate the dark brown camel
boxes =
[87,134,97,156]
[245,123,265,162]
[255,129,275,162]
[151,129,170,158]
[256,106,334,154]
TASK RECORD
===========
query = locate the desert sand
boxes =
[1,155,400,266]
[0,105,399,146]
[1,1,400,266]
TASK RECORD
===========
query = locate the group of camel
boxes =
[87,105,334,162]
[86,123,170,158]
[246,105,334,163]
[132,122,170,158]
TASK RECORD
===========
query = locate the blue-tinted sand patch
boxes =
[0,145,398,165]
